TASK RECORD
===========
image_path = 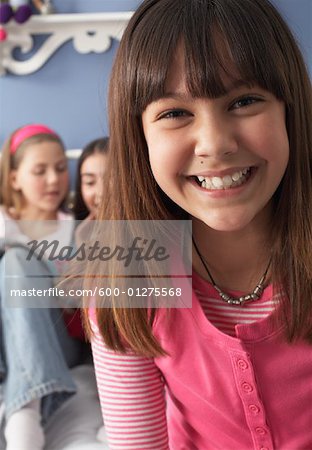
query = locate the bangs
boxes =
[128,0,292,114]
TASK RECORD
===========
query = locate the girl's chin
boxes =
[84,208,97,219]
[194,212,257,233]
[35,204,62,216]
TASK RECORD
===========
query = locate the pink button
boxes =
[248,404,260,415]
[241,382,253,393]
[255,427,267,435]
[237,359,249,370]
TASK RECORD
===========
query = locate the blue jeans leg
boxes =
[0,317,4,381]
[0,247,83,423]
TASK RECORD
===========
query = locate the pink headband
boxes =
[10,124,59,154]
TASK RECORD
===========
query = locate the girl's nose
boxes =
[194,114,238,159]
[46,169,60,184]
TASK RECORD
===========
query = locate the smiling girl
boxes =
[86,0,312,448]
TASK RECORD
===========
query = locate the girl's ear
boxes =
[9,170,21,191]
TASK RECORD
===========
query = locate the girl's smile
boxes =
[142,50,290,232]
[186,166,256,198]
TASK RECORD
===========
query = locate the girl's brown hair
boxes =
[85,0,312,355]
[0,129,66,214]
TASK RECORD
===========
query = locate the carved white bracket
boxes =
[0,12,133,76]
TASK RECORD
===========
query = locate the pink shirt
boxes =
[91,281,312,449]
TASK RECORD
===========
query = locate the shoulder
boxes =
[52,210,75,247]
[0,205,9,222]
[0,206,18,240]
[0,206,5,243]
[57,210,74,221]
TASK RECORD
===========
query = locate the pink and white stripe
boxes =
[196,290,279,336]
[91,320,169,449]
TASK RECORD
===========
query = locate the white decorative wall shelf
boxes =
[0,12,133,76]
[66,148,82,160]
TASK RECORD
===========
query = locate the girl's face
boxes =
[142,50,289,233]
[11,141,69,218]
[80,152,107,215]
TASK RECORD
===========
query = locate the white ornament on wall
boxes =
[0,12,133,76]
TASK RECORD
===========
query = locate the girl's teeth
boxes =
[196,167,251,190]
[222,175,233,187]
[212,177,223,188]
[232,172,240,182]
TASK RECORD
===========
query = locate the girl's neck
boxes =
[10,206,60,240]
[19,206,58,221]
[192,211,272,293]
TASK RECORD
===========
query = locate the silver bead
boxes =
[214,276,266,306]
[254,286,263,296]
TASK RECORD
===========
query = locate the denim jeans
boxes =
[0,246,83,423]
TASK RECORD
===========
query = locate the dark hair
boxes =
[85,0,312,355]
[72,137,109,220]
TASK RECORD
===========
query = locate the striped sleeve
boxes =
[90,319,169,449]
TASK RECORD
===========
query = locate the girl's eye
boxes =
[56,165,67,172]
[158,109,189,120]
[230,96,263,110]
[32,169,45,176]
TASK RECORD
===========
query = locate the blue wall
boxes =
[0,0,142,150]
[0,0,311,150]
